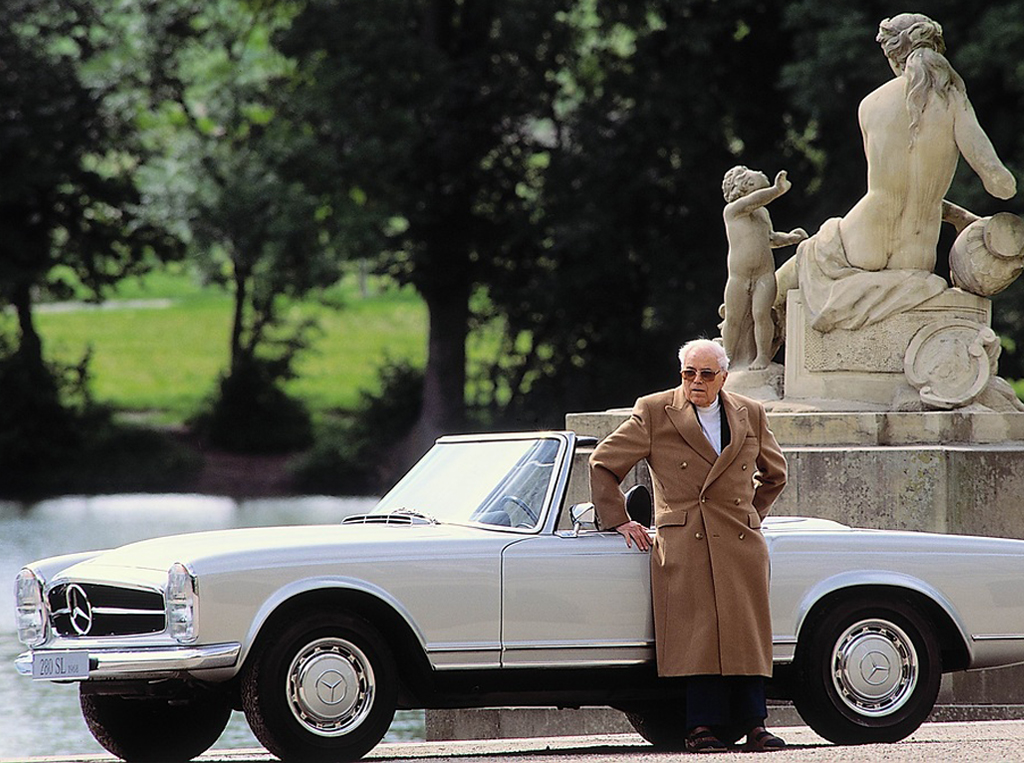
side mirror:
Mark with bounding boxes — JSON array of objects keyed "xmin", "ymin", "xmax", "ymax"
[
  {"xmin": 624, "ymin": 484, "xmax": 653, "ymax": 528},
  {"xmin": 569, "ymin": 502, "xmax": 597, "ymax": 537}
]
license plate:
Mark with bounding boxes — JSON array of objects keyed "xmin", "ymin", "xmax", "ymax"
[{"xmin": 32, "ymin": 651, "xmax": 90, "ymax": 680}]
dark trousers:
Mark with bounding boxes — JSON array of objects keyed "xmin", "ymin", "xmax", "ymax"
[{"xmin": 685, "ymin": 675, "xmax": 767, "ymax": 732}]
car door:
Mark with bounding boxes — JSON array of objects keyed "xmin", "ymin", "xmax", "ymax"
[{"xmin": 500, "ymin": 529, "xmax": 655, "ymax": 667}]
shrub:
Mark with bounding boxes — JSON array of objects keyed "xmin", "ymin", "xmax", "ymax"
[
  {"xmin": 191, "ymin": 356, "xmax": 314, "ymax": 454},
  {"xmin": 0, "ymin": 343, "xmax": 200, "ymax": 498},
  {"xmin": 292, "ymin": 360, "xmax": 423, "ymax": 494}
]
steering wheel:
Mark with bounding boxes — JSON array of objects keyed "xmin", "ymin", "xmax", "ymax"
[{"xmin": 502, "ymin": 495, "xmax": 538, "ymax": 526}]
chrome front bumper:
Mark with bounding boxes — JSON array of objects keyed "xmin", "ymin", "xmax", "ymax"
[{"xmin": 16, "ymin": 642, "xmax": 241, "ymax": 679}]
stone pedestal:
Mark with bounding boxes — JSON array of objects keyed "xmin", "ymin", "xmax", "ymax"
[
  {"xmin": 566, "ymin": 407, "xmax": 1024, "ymax": 537},
  {"xmin": 782, "ymin": 288, "xmax": 1003, "ymax": 411},
  {"xmin": 426, "ymin": 407, "xmax": 1024, "ymax": 740},
  {"xmin": 564, "ymin": 405, "xmax": 1024, "ymax": 712}
]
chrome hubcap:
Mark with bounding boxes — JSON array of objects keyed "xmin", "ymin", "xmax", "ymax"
[
  {"xmin": 287, "ymin": 637, "xmax": 374, "ymax": 736},
  {"xmin": 831, "ymin": 618, "xmax": 918, "ymax": 717}
]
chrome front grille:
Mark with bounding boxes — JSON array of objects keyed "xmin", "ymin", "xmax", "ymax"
[{"xmin": 48, "ymin": 583, "xmax": 165, "ymax": 638}]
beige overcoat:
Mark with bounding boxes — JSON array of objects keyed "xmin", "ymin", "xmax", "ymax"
[{"xmin": 589, "ymin": 387, "xmax": 786, "ymax": 678}]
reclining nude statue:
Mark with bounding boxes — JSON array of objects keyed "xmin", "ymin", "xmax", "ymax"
[{"xmin": 797, "ymin": 12, "xmax": 1017, "ymax": 333}]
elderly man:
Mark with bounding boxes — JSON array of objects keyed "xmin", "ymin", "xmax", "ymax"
[{"xmin": 589, "ymin": 339, "xmax": 787, "ymax": 752}]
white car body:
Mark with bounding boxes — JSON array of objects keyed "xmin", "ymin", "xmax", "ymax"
[{"xmin": 15, "ymin": 431, "xmax": 1024, "ymax": 761}]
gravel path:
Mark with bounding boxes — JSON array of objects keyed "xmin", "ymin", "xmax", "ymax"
[{"xmin": 8, "ymin": 721, "xmax": 1024, "ymax": 763}]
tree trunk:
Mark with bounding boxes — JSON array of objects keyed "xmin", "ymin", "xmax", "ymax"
[
  {"xmin": 402, "ymin": 277, "xmax": 471, "ymax": 463},
  {"xmin": 11, "ymin": 282, "xmax": 47, "ymax": 380},
  {"xmin": 229, "ymin": 266, "xmax": 249, "ymax": 372}
]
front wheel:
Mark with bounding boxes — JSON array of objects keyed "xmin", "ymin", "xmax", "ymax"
[
  {"xmin": 80, "ymin": 687, "xmax": 231, "ymax": 762},
  {"xmin": 242, "ymin": 611, "xmax": 397, "ymax": 762},
  {"xmin": 793, "ymin": 596, "xmax": 941, "ymax": 744}
]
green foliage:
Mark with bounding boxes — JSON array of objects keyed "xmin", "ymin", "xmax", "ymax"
[
  {"xmin": 470, "ymin": 0, "xmax": 804, "ymax": 422},
  {"xmin": 0, "ymin": 337, "xmax": 199, "ymax": 498},
  {"xmin": 0, "ymin": 344, "xmax": 86, "ymax": 488},
  {"xmin": 191, "ymin": 355, "xmax": 314, "ymax": 454},
  {"xmin": 28, "ymin": 424, "xmax": 201, "ymax": 498},
  {"xmin": 0, "ymin": 0, "xmax": 183, "ymax": 483},
  {"xmin": 278, "ymin": 0, "xmax": 575, "ymax": 434},
  {"xmin": 28, "ymin": 272, "xmax": 427, "ymax": 420},
  {"xmin": 0, "ymin": 0, "xmax": 182, "ymax": 325},
  {"xmin": 291, "ymin": 360, "xmax": 424, "ymax": 494},
  {"xmin": 6, "ymin": 0, "xmax": 1024, "ymax": 489},
  {"xmin": 126, "ymin": 0, "xmax": 341, "ymax": 437}
]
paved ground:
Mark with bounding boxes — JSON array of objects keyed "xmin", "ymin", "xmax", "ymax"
[{"xmin": 7, "ymin": 721, "xmax": 1024, "ymax": 763}]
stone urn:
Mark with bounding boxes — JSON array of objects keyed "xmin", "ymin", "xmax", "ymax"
[{"xmin": 949, "ymin": 212, "xmax": 1024, "ymax": 296}]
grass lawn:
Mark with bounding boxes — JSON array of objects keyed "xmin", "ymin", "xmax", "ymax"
[
  {"xmin": 29, "ymin": 268, "xmax": 427, "ymax": 423},
  {"xmin": 21, "ymin": 267, "xmax": 1024, "ymax": 423}
]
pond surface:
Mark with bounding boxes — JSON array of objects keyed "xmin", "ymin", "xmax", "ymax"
[{"xmin": 0, "ymin": 494, "xmax": 426, "ymax": 759}]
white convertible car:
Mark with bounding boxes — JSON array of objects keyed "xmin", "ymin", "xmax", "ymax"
[{"xmin": 14, "ymin": 432, "xmax": 1024, "ymax": 761}]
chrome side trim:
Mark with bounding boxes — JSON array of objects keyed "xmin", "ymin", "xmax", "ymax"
[
  {"xmin": 973, "ymin": 634, "xmax": 1024, "ymax": 641},
  {"xmin": 427, "ymin": 641, "xmax": 502, "ymax": 652},
  {"xmin": 500, "ymin": 657, "xmax": 651, "ymax": 668},
  {"xmin": 773, "ymin": 636, "xmax": 798, "ymax": 664},
  {"xmin": 17, "ymin": 643, "xmax": 240, "ymax": 679},
  {"xmin": 426, "ymin": 642, "xmax": 502, "ymax": 670},
  {"xmin": 502, "ymin": 640, "xmax": 653, "ymax": 650}
]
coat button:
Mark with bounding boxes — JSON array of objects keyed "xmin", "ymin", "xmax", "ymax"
[
  {"xmin": 695, "ymin": 532, "xmax": 704, "ymax": 540},
  {"xmin": 701, "ymin": 497, "xmax": 707, "ymax": 503},
  {"xmin": 742, "ymin": 464, "xmax": 748, "ymax": 470},
  {"xmin": 734, "ymin": 498, "xmax": 741, "ymax": 505},
  {"xmin": 739, "ymin": 532, "xmax": 746, "ymax": 540},
  {"xmin": 680, "ymin": 461, "xmax": 687, "ymax": 468}
]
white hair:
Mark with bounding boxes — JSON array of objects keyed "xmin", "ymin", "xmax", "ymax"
[{"xmin": 679, "ymin": 339, "xmax": 730, "ymax": 371}]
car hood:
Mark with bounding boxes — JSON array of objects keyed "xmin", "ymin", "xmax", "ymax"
[{"xmin": 57, "ymin": 522, "xmax": 515, "ymax": 579}]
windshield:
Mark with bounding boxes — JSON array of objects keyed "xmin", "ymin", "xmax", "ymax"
[{"xmin": 371, "ymin": 437, "xmax": 563, "ymax": 530}]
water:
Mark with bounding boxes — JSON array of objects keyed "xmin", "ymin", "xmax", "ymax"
[{"xmin": 0, "ymin": 495, "xmax": 426, "ymax": 759}]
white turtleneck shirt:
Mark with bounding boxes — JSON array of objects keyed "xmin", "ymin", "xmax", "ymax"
[{"xmin": 695, "ymin": 396, "xmax": 723, "ymax": 455}]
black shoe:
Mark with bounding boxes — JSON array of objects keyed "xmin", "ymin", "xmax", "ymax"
[
  {"xmin": 743, "ymin": 727, "xmax": 786, "ymax": 752},
  {"xmin": 686, "ymin": 726, "xmax": 729, "ymax": 753}
]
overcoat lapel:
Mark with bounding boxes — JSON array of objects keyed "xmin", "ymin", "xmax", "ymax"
[
  {"xmin": 665, "ymin": 386, "xmax": 718, "ymax": 466},
  {"xmin": 704, "ymin": 392, "xmax": 748, "ymax": 488}
]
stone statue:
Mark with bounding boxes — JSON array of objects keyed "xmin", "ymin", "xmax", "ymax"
[
  {"xmin": 720, "ymin": 167, "xmax": 807, "ymax": 371},
  {"xmin": 797, "ymin": 12, "xmax": 1017, "ymax": 333}
]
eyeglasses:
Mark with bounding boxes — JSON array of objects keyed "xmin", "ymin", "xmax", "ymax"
[{"xmin": 682, "ymin": 368, "xmax": 721, "ymax": 382}]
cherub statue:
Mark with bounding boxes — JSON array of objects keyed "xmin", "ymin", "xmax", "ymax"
[{"xmin": 720, "ymin": 166, "xmax": 807, "ymax": 371}]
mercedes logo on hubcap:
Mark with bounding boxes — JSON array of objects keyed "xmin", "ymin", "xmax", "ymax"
[
  {"xmin": 66, "ymin": 584, "xmax": 93, "ymax": 636},
  {"xmin": 860, "ymin": 650, "xmax": 892, "ymax": 685},
  {"xmin": 315, "ymin": 670, "xmax": 348, "ymax": 705}
]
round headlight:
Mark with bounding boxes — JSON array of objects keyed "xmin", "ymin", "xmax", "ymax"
[
  {"xmin": 167, "ymin": 562, "xmax": 198, "ymax": 643},
  {"xmin": 15, "ymin": 568, "xmax": 47, "ymax": 647}
]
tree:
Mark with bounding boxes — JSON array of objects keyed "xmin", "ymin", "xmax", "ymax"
[
  {"xmin": 0, "ymin": 0, "xmax": 180, "ymax": 478},
  {"xmin": 491, "ymin": 0, "xmax": 1024, "ymax": 423},
  {"xmin": 133, "ymin": 0, "xmax": 339, "ymax": 451},
  {"xmin": 0, "ymin": 0, "xmax": 180, "ymax": 376},
  {"xmin": 476, "ymin": 0, "xmax": 803, "ymax": 422},
  {"xmin": 277, "ymin": 0, "xmax": 574, "ymax": 453}
]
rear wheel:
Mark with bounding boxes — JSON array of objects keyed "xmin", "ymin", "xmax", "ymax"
[
  {"xmin": 242, "ymin": 611, "xmax": 397, "ymax": 762},
  {"xmin": 619, "ymin": 700, "xmax": 746, "ymax": 749},
  {"xmin": 80, "ymin": 687, "xmax": 231, "ymax": 762},
  {"xmin": 621, "ymin": 699, "xmax": 688, "ymax": 750},
  {"xmin": 793, "ymin": 596, "xmax": 941, "ymax": 744}
]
